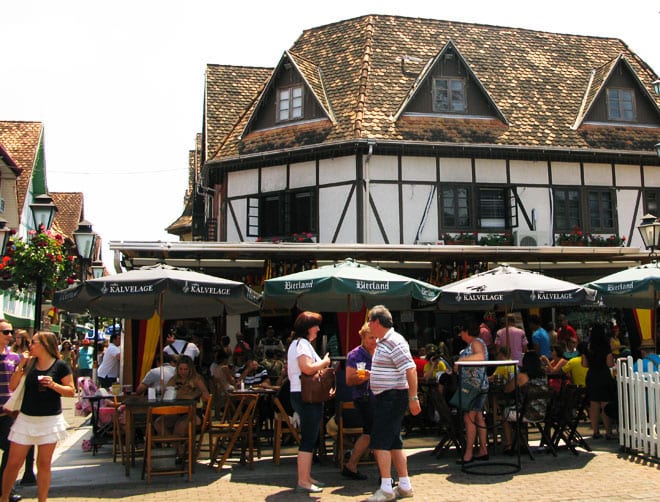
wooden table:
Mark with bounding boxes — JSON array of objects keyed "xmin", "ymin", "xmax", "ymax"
[{"xmin": 122, "ymin": 396, "xmax": 197, "ymax": 476}]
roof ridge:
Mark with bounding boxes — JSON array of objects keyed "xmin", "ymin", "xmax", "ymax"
[{"xmin": 353, "ymin": 15, "xmax": 376, "ymax": 138}]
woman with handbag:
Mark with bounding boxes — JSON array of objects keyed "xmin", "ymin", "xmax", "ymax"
[
  {"xmin": 1, "ymin": 331, "xmax": 75, "ymax": 502},
  {"xmin": 453, "ymin": 319, "xmax": 489, "ymax": 465},
  {"xmin": 286, "ymin": 311, "xmax": 331, "ymax": 494}
]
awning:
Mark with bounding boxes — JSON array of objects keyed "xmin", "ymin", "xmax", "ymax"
[{"xmin": 3, "ymin": 312, "xmax": 33, "ymax": 329}]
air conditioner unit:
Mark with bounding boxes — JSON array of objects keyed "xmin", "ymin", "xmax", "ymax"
[
  {"xmin": 0, "ymin": 197, "xmax": 5, "ymax": 214},
  {"xmin": 513, "ymin": 230, "xmax": 550, "ymax": 246}
]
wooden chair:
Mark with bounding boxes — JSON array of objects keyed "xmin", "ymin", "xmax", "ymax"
[
  {"xmin": 209, "ymin": 393, "xmax": 259, "ymax": 471},
  {"xmin": 272, "ymin": 396, "xmax": 300, "ymax": 464},
  {"xmin": 510, "ymin": 384, "xmax": 557, "ymax": 460},
  {"xmin": 338, "ymin": 401, "xmax": 373, "ymax": 470},
  {"xmin": 110, "ymin": 397, "xmax": 126, "ymax": 464},
  {"xmin": 194, "ymin": 394, "xmax": 214, "ymax": 461},
  {"xmin": 143, "ymin": 404, "xmax": 195, "ymax": 483}
]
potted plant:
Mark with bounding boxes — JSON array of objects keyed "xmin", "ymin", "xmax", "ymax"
[
  {"xmin": 556, "ymin": 226, "xmax": 589, "ymax": 246},
  {"xmin": 589, "ymin": 234, "xmax": 626, "ymax": 247},
  {"xmin": 441, "ymin": 231, "xmax": 478, "ymax": 245},
  {"xmin": 478, "ymin": 232, "xmax": 513, "ymax": 246}
]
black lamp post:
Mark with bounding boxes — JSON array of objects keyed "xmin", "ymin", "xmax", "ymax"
[
  {"xmin": 0, "ymin": 217, "xmax": 11, "ymax": 256},
  {"xmin": 91, "ymin": 260, "xmax": 105, "ymax": 279},
  {"xmin": 29, "ymin": 194, "xmax": 58, "ymax": 331},
  {"xmin": 73, "ymin": 220, "xmax": 97, "ymax": 283}
]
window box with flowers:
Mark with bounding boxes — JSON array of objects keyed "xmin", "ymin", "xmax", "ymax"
[
  {"xmin": 589, "ymin": 234, "xmax": 626, "ymax": 247},
  {"xmin": 478, "ymin": 232, "xmax": 513, "ymax": 246},
  {"xmin": 440, "ymin": 231, "xmax": 478, "ymax": 245},
  {"xmin": 256, "ymin": 232, "xmax": 316, "ymax": 243},
  {"xmin": 556, "ymin": 226, "xmax": 589, "ymax": 246}
]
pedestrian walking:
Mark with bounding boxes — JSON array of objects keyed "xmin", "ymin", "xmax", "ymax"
[{"xmin": 366, "ymin": 305, "xmax": 420, "ymax": 501}]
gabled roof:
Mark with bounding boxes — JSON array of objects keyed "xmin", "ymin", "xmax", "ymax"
[
  {"xmin": 0, "ymin": 144, "xmax": 21, "ymax": 175},
  {"xmin": 393, "ymin": 40, "xmax": 508, "ymax": 124},
  {"xmin": 50, "ymin": 192, "xmax": 83, "ymax": 242},
  {"xmin": 206, "ymin": 15, "xmax": 660, "ymax": 164},
  {"xmin": 574, "ymin": 54, "xmax": 660, "ymax": 129},
  {"xmin": 241, "ymin": 51, "xmax": 336, "ymax": 139},
  {"xmin": 205, "ymin": 65, "xmax": 272, "ymax": 161},
  {"xmin": 0, "ymin": 121, "xmax": 43, "ymax": 211}
]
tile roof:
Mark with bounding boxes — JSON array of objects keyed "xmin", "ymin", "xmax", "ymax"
[
  {"xmin": 50, "ymin": 192, "xmax": 83, "ymax": 242},
  {"xmin": 207, "ymin": 14, "xmax": 660, "ymax": 163},
  {"xmin": 205, "ymin": 65, "xmax": 272, "ymax": 161},
  {"xmin": 0, "ymin": 121, "xmax": 43, "ymax": 212}
]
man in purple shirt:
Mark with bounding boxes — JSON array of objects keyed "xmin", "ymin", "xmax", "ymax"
[{"xmin": 0, "ymin": 319, "xmax": 22, "ymax": 502}]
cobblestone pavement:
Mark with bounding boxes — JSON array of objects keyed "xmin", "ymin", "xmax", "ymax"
[{"xmin": 12, "ymin": 397, "xmax": 660, "ymax": 501}]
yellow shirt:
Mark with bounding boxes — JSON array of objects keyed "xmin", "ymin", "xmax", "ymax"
[
  {"xmin": 423, "ymin": 359, "xmax": 447, "ymax": 380},
  {"xmin": 492, "ymin": 364, "xmax": 516, "ymax": 381},
  {"xmin": 562, "ymin": 355, "xmax": 588, "ymax": 387}
]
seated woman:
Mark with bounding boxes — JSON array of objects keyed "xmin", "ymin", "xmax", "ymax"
[
  {"xmin": 488, "ymin": 346, "xmax": 516, "ymax": 384},
  {"xmin": 541, "ymin": 345, "xmax": 568, "ymax": 393},
  {"xmin": 501, "ymin": 351, "xmax": 549, "ymax": 454},
  {"xmin": 162, "ymin": 355, "xmax": 210, "ymax": 462}
]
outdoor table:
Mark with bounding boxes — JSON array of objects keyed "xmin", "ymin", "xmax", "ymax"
[
  {"xmin": 122, "ymin": 395, "xmax": 197, "ymax": 476},
  {"xmin": 456, "ymin": 359, "xmax": 521, "ymax": 475}
]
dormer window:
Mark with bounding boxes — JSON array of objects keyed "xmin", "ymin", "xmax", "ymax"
[
  {"xmin": 432, "ymin": 77, "xmax": 466, "ymax": 113},
  {"xmin": 607, "ymin": 87, "xmax": 635, "ymax": 121},
  {"xmin": 278, "ymin": 85, "xmax": 304, "ymax": 122}
]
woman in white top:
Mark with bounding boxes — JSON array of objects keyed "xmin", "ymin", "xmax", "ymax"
[{"xmin": 287, "ymin": 311, "xmax": 331, "ymax": 494}]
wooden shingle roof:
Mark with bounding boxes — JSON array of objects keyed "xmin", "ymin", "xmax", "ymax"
[
  {"xmin": 50, "ymin": 192, "xmax": 83, "ymax": 242},
  {"xmin": 208, "ymin": 14, "xmax": 660, "ymax": 163},
  {"xmin": 0, "ymin": 121, "xmax": 43, "ymax": 212}
]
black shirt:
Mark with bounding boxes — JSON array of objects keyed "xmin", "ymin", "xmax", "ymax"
[{"xmin": 22, "ymin": 359, "xmax": 71, "ymax": 416}]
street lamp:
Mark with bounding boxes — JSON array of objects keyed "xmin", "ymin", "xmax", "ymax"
[
  {"xmin": 91, "ymin": 260, "xmax": 105, "ymax": 279},
  {"xmin": 637, "ymin": 214, "xmax": 660, "ymax": 257},
  {"xmin": 73, "ymin": 220, "xmax": 97, "ymax": 283},
  {"xmin": 0, "ymin": 217, "xmax": 11, "ymax": 256},
  {"xmin": 29, "ymin": 194, "xmax": 58, "ymax": 331}
]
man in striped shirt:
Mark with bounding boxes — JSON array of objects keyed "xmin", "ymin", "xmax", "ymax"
[{"xmin": 366, "ymin": 306, "xmax": 420, "ymax": 502}]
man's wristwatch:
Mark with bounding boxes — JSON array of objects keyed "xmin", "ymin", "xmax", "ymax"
[{"xmin": 409, "ymin": 396, "xmax": 419, "ymax": 401}]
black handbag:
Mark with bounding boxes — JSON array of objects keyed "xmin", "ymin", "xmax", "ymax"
[{"xmin": 300, "ymin": 367, "xmax": 336, "ymax": 403}]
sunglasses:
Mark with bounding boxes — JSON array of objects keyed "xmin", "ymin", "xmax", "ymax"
[{"xmin": 1, "ymin": 330, "xmax": 14, "ymax": 336}]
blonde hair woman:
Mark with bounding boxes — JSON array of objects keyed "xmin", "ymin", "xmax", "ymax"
[{"xmin": 1, "ymin": 331, "xmax": 75, "ymax": 502}]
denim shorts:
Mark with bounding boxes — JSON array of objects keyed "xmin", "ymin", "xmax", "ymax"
[
  {"xmin": 370, "ymin": 389, "xmax": 408, "ymax": 450},
  {"xmin": 353, "ymin": 396, "xmax": 375, "ymax": 435},
  {"xmin": 289, "ymin": 391, "xmax": 323, "ymax": 452}
]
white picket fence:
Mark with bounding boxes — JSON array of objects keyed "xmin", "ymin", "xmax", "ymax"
[{"xmin": 616, "ymin": 356, "xmax": 660, "ymax": 459}]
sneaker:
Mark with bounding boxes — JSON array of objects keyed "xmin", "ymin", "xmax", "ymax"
[
  {"xmin": 341, "ymin": 467, "xmax": 367, "ymax": 480},
  {"xmin": 394, "ymin": 486, "xmax": 414, "ymax": 498},
  {"xmin": 366, "ymin": 488, "xmax": 395, "ymax": 502}
]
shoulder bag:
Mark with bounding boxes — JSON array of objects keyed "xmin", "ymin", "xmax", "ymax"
[
  {"xmin": 3, "ymin": 359, "xmax": 36, "ymax": 413},
  {"xmin": 300, "ymin": 367, "xmax": 336, "ymax": 403}
]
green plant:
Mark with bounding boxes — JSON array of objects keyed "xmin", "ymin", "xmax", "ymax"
[
  {"xmin": 256, "ymin": 232, "xmax": 315, "ymax": 243},
  {"xmin": 589, "ymin": 233, "xmax": 626, "ymax": 247},
  {"xmin": 478, "ymin": 232, "xmax": 513, "ymax": 245},
  {"xmin": 441, "ymin": 231, "xmax": 478, "ymax": 243},
  {"xmin": 0, "ymin": 228, "xmax": 78, "ymax": 299},
  {"xmin": 556, "ymin": 226, "xmax": 588, "ymax": 244}
]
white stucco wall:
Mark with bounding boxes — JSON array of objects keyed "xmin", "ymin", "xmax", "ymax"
[
  {"xmin": 510, "ymin": 160, "xmax": 549, "ymax": 185},
  {"xmin": 319, "ymin": 157, "xmax": 354, "ymax": 184},
  {"xmin": 616, "ymin": 188, "xmax": 641, "ymax": 245},
  {"xmin": 439, "ymin": 157, "xmax": 472, "ymax": 182},
  {"xmin": 401, "ymin": 156, "xmax": 436, "ymax": 181},
  {"xmin": 643, "ymin": 165, "xmax": 660, "ymax": 186},
  {"xmin": 226, "ymin": 197, "xmax": 246, "ymax": 241},
  {"xmin": 583, "ymin": 163, "xmax": 613, "ymax": 186},
  {"xmin": 614, "ymin": 163, "xmax": 641, "ymax": 187},
  {"xmin": 369, "ymin": 155, "xmax": 398, "ymax": 180},
  {"xmin": 551, "ymin": 162, "xmax": 581, "ymax": 185},
  {"xmin": 261, "ymin": 165, "xmax": 287, "ymax": 192},
  {"xmin": 227, "ymin": 170, "xmax": 259, "ymax": 197},
  {"xmin": 319, "ymin": 184, "xmax": 355, "ymax": 243},
  {"xmin": 369, "ymin": 183, "xmax": 399, "ymax": 244},
  {"xmin": 289, "ymin": 161, "xmax": 317, "ymax": 188},
  {"xmin": 475, "ymin": 158, "xmax": 506, "ymax": 183},
  {"xmin": 514, "ymin": 186, "xmax": 552, "ymax": 234},
  {"xmin": 402, "ymin": 184, "xmax": 438, "ymax": 243}
]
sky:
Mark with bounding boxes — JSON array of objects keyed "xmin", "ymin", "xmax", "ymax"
[{"xmin": 2, "ymin": 1, "xmax": 659, "ymax": 272}]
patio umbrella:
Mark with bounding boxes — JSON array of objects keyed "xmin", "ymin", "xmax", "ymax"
[
  {"xmin": 53, "ymin": 263, "xmax": 262, "ymax": 319},
  {"xmin": 584, "ymin": 261, "xmax": 660, "ymax": 309},
  {"xmin": 437, "ymin": 264, "xmax": 597, "ymax": 353},
  {"xmin": 263, "ymin": 258, "xmax": 442, "ymax": 353},
  {"xmin": 54, "ymin": 264, "xmax": 262, "ymax": 387}
]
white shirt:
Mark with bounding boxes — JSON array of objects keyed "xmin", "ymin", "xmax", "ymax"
[
  {"xmin": 163, "ymin": 339, "xmax": 200, "ymax": 360},
  {"xmin": 141, "ymin": 365, "xmax": 176, "ymax": 388},
  {"xmin": 97, "ymin": 343, "xmax": 120, "ymax": 379},
  {"xmin": 287, "ymin": 338, "xmax": 320, "ymax": 393}
]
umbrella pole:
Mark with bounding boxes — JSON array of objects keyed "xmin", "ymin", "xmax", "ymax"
[
  {"xmin": 345, "ymin": 295, "xmax": 350, "ymax": 356},
  {"xmin": 505, "ymin": 305, "xmax": 511, "ymax": 357},
  {"xmin": 158, "ymin": 292, "xmax": 165, "ymax": 399}
]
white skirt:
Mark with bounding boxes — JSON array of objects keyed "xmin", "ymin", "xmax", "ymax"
[{"xmin": 9, "ymin": 413, "xmax": 69, "ymax": 446}]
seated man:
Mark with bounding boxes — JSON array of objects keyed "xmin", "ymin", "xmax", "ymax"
[
  {"xmin": 136, "ymin": 353, "xmax": 177, "ymax": 395},
  {"xmin": 234, "ymin": 352, "xmax": 272, "ymax": 388}
]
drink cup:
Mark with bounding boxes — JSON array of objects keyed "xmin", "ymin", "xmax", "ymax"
[
  {"xmin": 111, "ymin": 383, "xmax": 121, "ymax": 396},
  {"xmin": 37, "ymin": 375, "xmax": 47, "ymax": 391},
  {"xmin": 357, "ymin": 362, "xmax": 367, "ymax": 379}
]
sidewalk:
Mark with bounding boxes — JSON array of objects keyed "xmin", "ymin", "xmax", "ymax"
[{"xmin": 13, "ymin": 397, "xmax": 660, "ymax": 501}]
